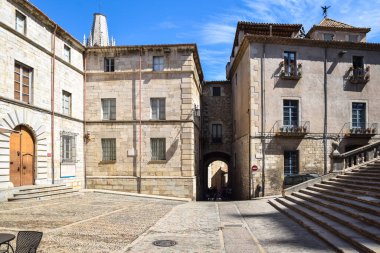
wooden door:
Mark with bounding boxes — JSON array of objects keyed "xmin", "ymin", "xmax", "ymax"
[{"xmin": 9, "ymin": 126, "xmax": 34, "ymax": 186}]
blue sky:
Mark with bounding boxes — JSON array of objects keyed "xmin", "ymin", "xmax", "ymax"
[{"xmin": 30, "ymin": 0, "xmax": 380, "ymax": 80}]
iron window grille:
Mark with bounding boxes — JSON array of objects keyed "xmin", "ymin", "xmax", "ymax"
[
  {"xmin": 151, "ymin": 138, "xmax": 166, "ymax": 160},
  {"xmin": 352, "ymin": 102, "xmax": 366, "ymax": 129},
  {"xmin": 284, "ymin": 151, "xmax": 299, "ymax": 175},
  {"xmin": 283, "ymin": 100, "xmax": 299, "ymax": 127},
  {"xmin": 212, "ymin": 124, "xmax": 222, "ymax": 143},
  {"xmin": 101, "ymin": 138, "xmax": 116, "ymax": 161}
]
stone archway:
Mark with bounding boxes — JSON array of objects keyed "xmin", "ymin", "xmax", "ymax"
[
  {"xmin": 0, "ymin": 108, "xmax": 48, "ymax": 188},
  {"xmin": 199, "ymin": 152, "xmax": 231, "ymax": 200}
]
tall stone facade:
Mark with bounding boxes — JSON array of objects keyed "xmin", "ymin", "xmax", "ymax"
[
  {"xmin": 84, "ymin": 45, "xmax": 203, "ymax": 199},
  {"xmin": 0, "ymin": 0, "xmax": 85, "ymax": 189},
  {"xmin": 227, "ymin": 20, "xmax": 380, "ymax": 199}
]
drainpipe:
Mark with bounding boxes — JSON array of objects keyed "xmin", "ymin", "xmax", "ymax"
[
  {"xmin": 138, "ymin": 48, "xmax": 142, "ymax": 193},
  {"xmin": 261, "ymin": 43, "xmax": 266, "ymax": 197},
  {"xmin": 51, "ymin": 25, "xmax": 58, "ymax": 185},
  {"xmin": 323, "ymin": 47, "xmax": 328, "ymax": 174},
  {"xmin": 83, "ymin": 51, "xmax": 87, "ymax": 189}
]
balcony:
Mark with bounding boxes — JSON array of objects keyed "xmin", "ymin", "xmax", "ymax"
[
  {"xmin": 279, "ymin": 62, "xmax": 302, "ymax": 80},
  {"xmin": 349, "ymin": 66, "xmax": 370, "ymax": 84},
  {"xmin": 272, "ymin": 121, "xmax": 310, "ymax": 137},
  {"xmin": 339, "ymin": 122, "xmax": 377, "ymax": 138}
]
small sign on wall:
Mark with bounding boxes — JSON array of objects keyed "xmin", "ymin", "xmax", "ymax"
[
  {"xmin": 47, "ymin": 153, "xmax": 52, "ymax": 157},
  {"xmin": 60, "ymin": 164, "xmax": 76, "ymax": 178},
  {"xmin": 127, "ymin": 148, "xmax": 136, "ymax": 157}
]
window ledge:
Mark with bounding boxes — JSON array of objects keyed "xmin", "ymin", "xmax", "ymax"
[
  {"xmin": 61, "ymin": 162, "xmax": 76, "ymax": 165},
  {"xmin": 99, "ymin": 160, "xmax": 117, "ymax": 165},
  {"xmin": 148, "ymin": 160, "xmax": 167, "ymax": 164}
]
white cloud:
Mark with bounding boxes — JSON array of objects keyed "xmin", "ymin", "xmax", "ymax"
[
  {"xmin": 157, "ymin": 21, "xmax": 178, "ymax": 30},
  {"xmin": 201, "ymin": 23, "xmax": 236, "ymax": 45}
]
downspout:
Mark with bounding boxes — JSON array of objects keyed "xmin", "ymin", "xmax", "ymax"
[
  {"xmin": 248, "ymin": 54, "xmax": 252, "ymax": 199},
  {"xmin": 51, "ymin": 25, "xmax": 58, "ymax": 184},
  {"xmin": 323, "ymin": 47, "xmax": 328, "ymax": 174},
  {"xmin": 261, "ymin": 43, "xmax": 266, "ymax": 197},
  {"xmin": 138, "ymin": 48, "xmax": 142, "ymax": 193},
  {"xmin": 83, "ymin": 51, "xmax": 87, "ymax": 189}
]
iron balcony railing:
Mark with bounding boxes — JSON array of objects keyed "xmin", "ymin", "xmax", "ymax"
[
  {"xmin": 270, "ymin": 120, "xmax": 310, "ymax": 136},
  {"xmin": 338, "ymin": 122, "xmax": 377, "ymax": 138},
  {"xmin": 349, "ymin": 66, "xmax": 370, "ymax": 84},
  {"xmin": 279, "ymin": 62, "xmax": 302, "ymax": 80}
]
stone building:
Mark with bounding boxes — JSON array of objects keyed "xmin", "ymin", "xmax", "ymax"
[
  {"xmin": 227, "ymin": 19, "xmax": 380, "ymax": 199},
  {"xmin": 84, "ymin": 44, "xmax": 203, "ymax": 199},
  {"xmin": 0, "ymin": 0, "xmax": 85, "ymax": 189}
]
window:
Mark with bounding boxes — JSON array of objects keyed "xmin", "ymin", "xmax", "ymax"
[
  {"xmin": 151, "ymin": 138, "xmax": 166, "ymax": 160},
  {"xmin": 235, "ymin": 73, "xmax": 238, "ymax": 86},
  {"xmin": 14, "ymin": 62, "xmax": 32, "ymax": 104},
  {"xmin": 283, "ymin": 100, "xmax": 299, "ymax": 127},
  {"xmin": 352, "ymin": 56, "xmax": 365, "ymax": 76},
  {"xmin": 61, "ymin": 134, "xmax": 76, "ymax": 163},
  {"xmin": 63, "ymin": 45, "xmax": 71, "ymax": 62},
  {"xmin": 212, "ymin": 124, "xmax": 222, "ymax": 143},
  {"xmin": 104, "ymin": 58, "xmax": 115, "ymax": 72},
  {"xmin": 153, "ymin": 56, "xmax": 164, "ymax": 71},
  {"xmin": 62, "ymin": 91, "xmax": 71, "ymax": 116},
  {"xmin": 212, "ymin": 87, "xmax": 221, "ymax": 96},
  {"xmin": 283, "ymin": 51, "xmax": 296, "ymax": 76},
  {"xmin": 15, "ymin": 11, "xmax": 26, "ymax": 34},
  {"xmin": 150, "ymin": 98, "xmax": 166, "ymax": 120},
  {"xmin": 284, "ymin": 151, "xmax": 299, "ymax": 175},
  {"xmin": 323, "ymin": 33, "xmax": 334, "ymax": 41},
  {"xmin": 349, "ymin": 35, "xmax": 359, "ymax": 42},
  {"xmin": 101, "ymin": 138, "xmax": 116, "ymax": 161},
  {"xmin": 352, "ymin": 103, "xmax": 366, "ymax": 129},
  {"xmin": 101, "ymin": 98, "xmax": 116, "ymax": 120}
]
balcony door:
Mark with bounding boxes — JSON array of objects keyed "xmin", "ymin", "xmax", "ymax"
[{"xmin": 283, "ymin": 100, "xmax": 299, "ymax": 127}]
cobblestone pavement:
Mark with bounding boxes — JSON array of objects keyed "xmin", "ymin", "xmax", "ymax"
[
  {"xmin": 0, "ymin": 194, "xmax": 334, "ymax": 253},
  {"xmin": 0, "ymin": 192, "xmax": 180, "ymax": 253}
]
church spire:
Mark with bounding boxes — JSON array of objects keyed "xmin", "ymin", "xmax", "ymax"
[{"xmin": 87, "ymin": 13, "xmax": 115, "ymax": 47}]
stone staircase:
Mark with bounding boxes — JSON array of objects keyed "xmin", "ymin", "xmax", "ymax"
[
  {"xmin": 269, "ymin": 161, "xmax": 380, "ymax": 253},
  {"xmin": 8, "ymin": 184, "xmax": 79, "ymax": 201}
]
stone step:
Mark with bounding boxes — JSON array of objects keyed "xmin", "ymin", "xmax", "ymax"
[
  {"xmin": 301, "ymin": 188, "xmax": 380, "ymax": 216},
  {"xmin": 362, "ymin": 166, "xmax": 380, "ymax": 170},
  {"xmin": 345, "ymin": 171, "xmax": 380, "ymax": 178},
  {"xmin": 274, "ymin": 198, "xmax": 380, "ymax": 253},
  {"xmin": 330, "ymin": 178, "xmax": 380, "ymax": 187},
  {"xmin": 8, "ymin": 188, "xmax": 78, "ymax": 201},
  {"xmin": 313, "ymin": 183, "xmax": 380, "ymax": 202},
  {"xmin": 14, "ymin": 185, "xmax": 71, "ymax": 195},
  {"xmin": 322, "ymin": 181, "xmax": 380, "ymax": 193},
  {"xmin": 292, "ymin": 192, "xmax": 380, "ymax": 229},
  {"xmin": 16, "ymin": 184, "xmax": 67, "ymax": 192},
  {"xmin": 268, "ymin": 199, "xmax": 357, "ymax": 253},
  {"xmin": 284, "ymin": 195, "xmax": 380, "ymax": 243},
  {"xmin": 338, "ymin": 175, "xmax": 380, "ymax": 182},
  {"xmin": 350, "ymin": 169, "xmax": 380, "ymax": 175}
]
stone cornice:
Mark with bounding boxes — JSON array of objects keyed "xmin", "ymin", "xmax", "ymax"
[
  {"xmin": 11, "ymin": 0, "xmax": 85, "ymax": 51},
  {"xmin": 0, "ymin": 21, "xmax": 84, "ymax": 75},
  {"xmin": 0, "ymin": 96, "xmax": 84, "ymax": 123},
  {"xmin": 228, "ymin": 34, "xmax": 380, "ymax": 79},
  {"xmin": 86, "ymin": 44, "xmax": 204, "ymax": 83}
]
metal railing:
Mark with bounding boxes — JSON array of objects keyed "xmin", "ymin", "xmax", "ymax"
[
  {"xmin": 279, "ymin": 62, "xmax": 302, "ymax": 79},
  {"xmin": 331, "ymin": 141, "xmax": 380, "ymax": 171},
  {"xmin": 349, "ymin": 66, "xmax": 370, "ymax": 84},
  {"xmin": 269, "ymin": 120, "xmax": 310, "ymax": 136},
  {"xmin": 338, "ymin": 122, "xmax": 377, "ymax": 139}
]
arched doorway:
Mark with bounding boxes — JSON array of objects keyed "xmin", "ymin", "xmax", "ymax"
[
  {"xmin": 200, "ymin": 152, "xmax": 231, "ymax": 200},
  {"xmin": 10, "ymin": 125, "xmax": 35, "ymax": 186}
]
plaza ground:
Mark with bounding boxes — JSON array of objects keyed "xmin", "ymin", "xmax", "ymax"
[{"xmin": 0, "ymin": 192, "xmax": 333, "ymax": 252}]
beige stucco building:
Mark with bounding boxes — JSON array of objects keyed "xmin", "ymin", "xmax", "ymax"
[
  {"xmin": 0, "ymin": 0, "xmax": 85, "ymax": 190},
  {"xmin": 227, "ymin": 19, "xmax": 380, "ymax": 199}
]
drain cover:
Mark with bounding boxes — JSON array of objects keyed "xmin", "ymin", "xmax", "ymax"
[{"xmin": 152, "ymin": 240, "xmax": 177, "ymax": 247}]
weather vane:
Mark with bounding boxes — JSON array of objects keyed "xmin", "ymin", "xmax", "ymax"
[{"xmin": 321, "ymin": 6, "xmax": 331, "ymax": 18}]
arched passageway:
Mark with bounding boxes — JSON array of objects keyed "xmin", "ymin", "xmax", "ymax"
[{"xmin": 199, "ymin": 152, "xmax": 231, "ymax": 200}]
